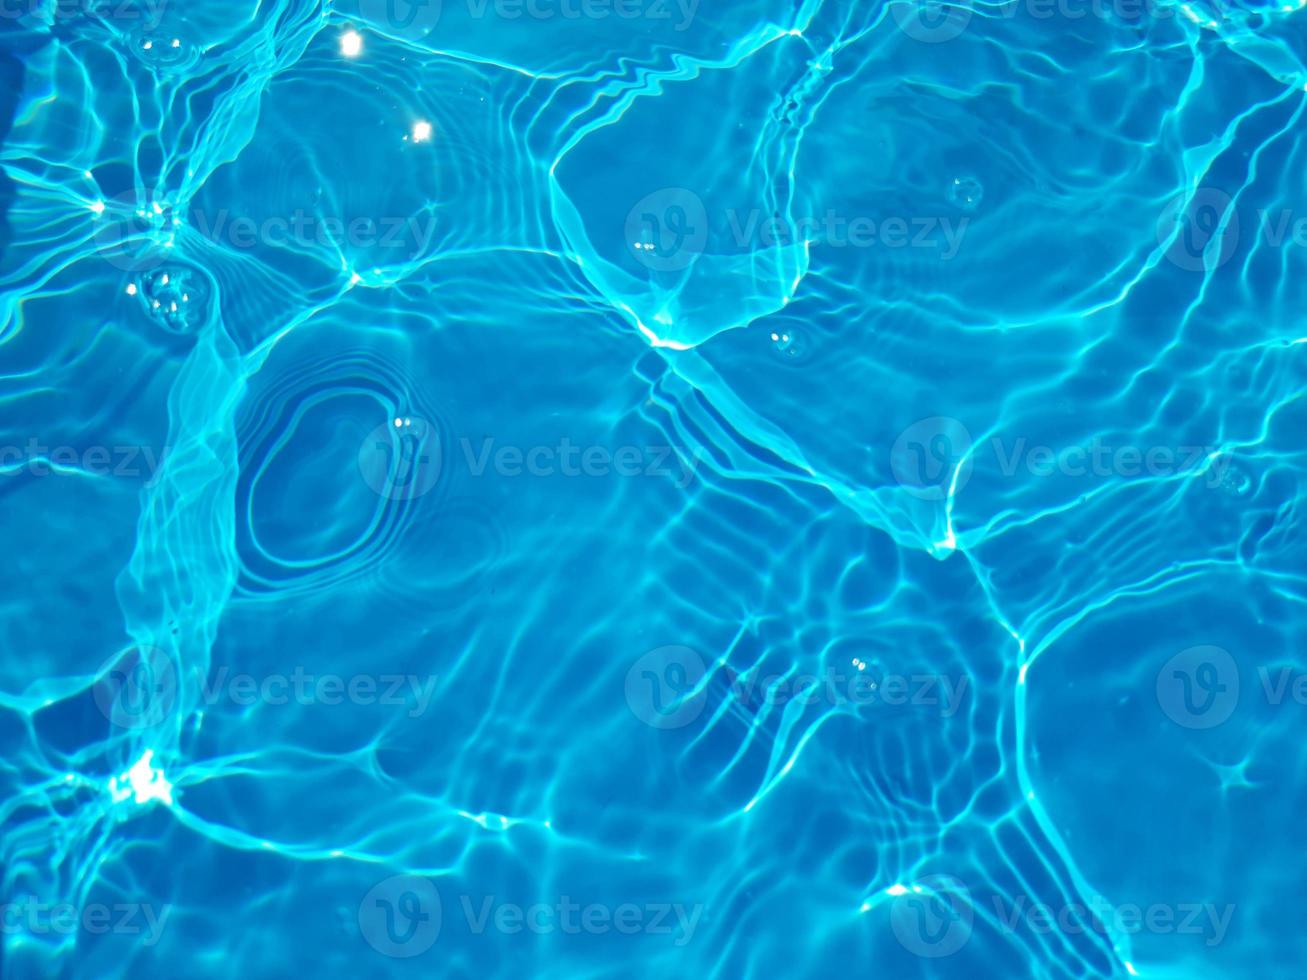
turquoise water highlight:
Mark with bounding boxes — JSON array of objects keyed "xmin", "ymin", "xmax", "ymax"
[{"xmin": 2, "ymin": 0, "xmax": 1307, "ymax": 976}]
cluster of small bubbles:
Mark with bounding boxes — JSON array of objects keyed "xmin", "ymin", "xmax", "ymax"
[
  {"xmin": 769, "ymin": 328, "xmax": 809, "ymax": 362},
  {"xmin": 947, "ymin": 175, "xmax": 984, "ymax": 211},
  {"xmin": 92, "ymin": 191, "xmax": 183, "ymax": 271},
  {"xmin": 1215, "ymin": 456, "xmax": 1254, "ymax": 497},
  {"xmin": 130, "ymin": 264, "xmax": 213, "ymax": 333},
  {"xmin": 131, "ymin": 30, "xmax": 196, "ymax": 71},
  {"xmin": 138, "ymin": 197, "xmax": 180, "ymax": 236}
]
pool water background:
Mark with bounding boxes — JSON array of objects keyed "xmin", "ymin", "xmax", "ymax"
[{"xmin": 1, "ymin": 0, "xmax": 1307, "ymax": 976}]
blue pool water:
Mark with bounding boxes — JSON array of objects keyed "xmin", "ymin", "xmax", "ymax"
[{"xmin": 2, "ymin": 0, "xmax": 1307, "ymax": 976}]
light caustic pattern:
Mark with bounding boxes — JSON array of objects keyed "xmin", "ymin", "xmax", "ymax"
[{"xmin": 0, "ymin": 0, "xmax": 1306, "ymax": 977}]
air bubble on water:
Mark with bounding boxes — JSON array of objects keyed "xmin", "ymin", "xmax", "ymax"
[
  {"xmin": 131, "ymin": 29, "xmax": 196, "ymax": 71},
  {"xmin": 1215, "ymin": 457, "xmax": 1254, "ymax": 497},
  {"xmin": 948, "ymin": 176, "xmax": 984, "ymax": 211},
  {"xmin": 770, "ymin": 328, "xmax": 809, "ymax": 362},
  {"xmin": 132, "ymin": 263, "xmax": 214, "ymax": 334}
]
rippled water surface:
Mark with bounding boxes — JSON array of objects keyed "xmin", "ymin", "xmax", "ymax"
[{"xmin": 2, "ymin": 0, "xmax": 1307, "ymax": 976}]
